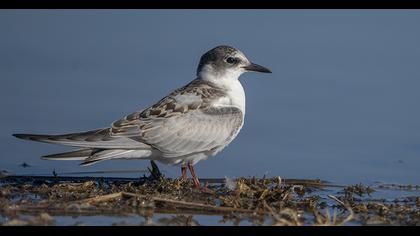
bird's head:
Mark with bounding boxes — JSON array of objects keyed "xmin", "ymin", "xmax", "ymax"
[{"xmin": 196, "ymin": 45, "xmax": 271, "ymax": 81}]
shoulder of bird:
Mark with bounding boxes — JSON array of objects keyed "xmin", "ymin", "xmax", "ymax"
[
  {"xmin": 111, "ymin": 79, "xmax": 228, "ymax": 134},
  {"xmin": 142, "ymin": 79, "xmax": 227, "ymax": 118}
]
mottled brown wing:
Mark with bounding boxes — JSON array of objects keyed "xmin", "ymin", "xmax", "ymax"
[{"xmin": 110, "ymin": 79, "xmax": 244, "ymax": 157}]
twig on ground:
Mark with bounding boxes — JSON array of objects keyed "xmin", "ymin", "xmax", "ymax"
[
  {"xmin": 122, "ymin": 192, "xmax": 259, "ymax": 214},
  {"xmin": 78, "ymin": 192, "xmax": 123, "ymax": 204},
  {"xmin": 326, "ymin": 195, "xmax": 354, "ymax": 225},
  {"xmin": 263, "ymin": 201, "xmax": 302, "ymax": 226}
]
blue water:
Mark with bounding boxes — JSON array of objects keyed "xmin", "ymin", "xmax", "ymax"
[{"xmin": 1, "ymin": 10, "xmax": 420, "ymax": 185}]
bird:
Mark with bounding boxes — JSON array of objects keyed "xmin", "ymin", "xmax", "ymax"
[{"xmin": 13, "ymin": 45, "xmax": 272, "ymax": 190}]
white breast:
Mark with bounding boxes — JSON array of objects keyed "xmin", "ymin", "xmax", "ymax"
[
  {"xmin": 210, "ymin": 78, "xmax": 246, "ymax": 114},
  {"xmin": 199, "ymin": 65, "xmax": 246, "ymax": 114}
]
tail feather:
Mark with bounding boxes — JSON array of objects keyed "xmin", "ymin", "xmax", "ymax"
[
  {"xmin": 13, "ymin": 128, "xmax": 151, "ymax": 149},
  {"xmin": 13, "ymin": 129, "xmax": 154, "ymax": 166},
  {"xmin": 41, "ymin": 148, "xmax": 102, "ymax": 161},
  {"xmin": 80, "ymin": 149, "xmax": 137, "ymax": 166},
  {"xmin": 40, "ymin": 148, "xmax": 153, "ymax": 166}
]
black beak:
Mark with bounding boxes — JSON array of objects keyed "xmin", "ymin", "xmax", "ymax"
[{"xmin": 243, "ymin": 63, "xmax": 272, "ymax": 73}]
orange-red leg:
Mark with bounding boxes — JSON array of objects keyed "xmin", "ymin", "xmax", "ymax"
[
  {"xmin": 181, "ymin": 165, "xmax": 187, "ymax": 181},
  {"xmin": 187, "ymin": 163, "xmax": 201, "ymax": 188}
]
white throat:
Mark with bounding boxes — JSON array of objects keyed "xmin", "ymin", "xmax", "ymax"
[{"xmin": 198, "ymin": 65, "xmax": 246, "ymax": 113}]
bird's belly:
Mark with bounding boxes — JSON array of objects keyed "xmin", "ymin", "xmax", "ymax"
[{"xmin": 154, "ymin": 116, "xmax": 244, "ymax": 166}]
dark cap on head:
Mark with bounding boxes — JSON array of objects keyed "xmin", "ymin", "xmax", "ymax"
[
  {"xmin": 196, "ymin": 45, "xmax": 238, "ymax": 75},
  {"xmin": 196, "ymin": 45, "xmax": 271, "ymax": 76}
]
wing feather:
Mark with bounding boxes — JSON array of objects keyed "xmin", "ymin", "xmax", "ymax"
[{"xmin": 110, "ymin": 79, "xmax": 244, "ymax": 158}]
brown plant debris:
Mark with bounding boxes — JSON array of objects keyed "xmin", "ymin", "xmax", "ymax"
[{"xmin": 0, "ymin": 165, "xmax": 419, "ymax": 225}]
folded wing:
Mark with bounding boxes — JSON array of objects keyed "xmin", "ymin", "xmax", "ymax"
[{"xmin": 110, "ymin": 79, "xmax": 244, "ymax": 158}]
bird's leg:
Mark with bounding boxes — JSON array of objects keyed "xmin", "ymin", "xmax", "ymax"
[
  {"xmin": 180, "ymin": 165, "xmax": 187, "ymax": 181},
  {"xmin": 187, "ymin": 163, "xmax": 214, "ymax": 194},
  {"xmin": 187, "ymin": 163, "xmax": 201, "ymax": 188}
]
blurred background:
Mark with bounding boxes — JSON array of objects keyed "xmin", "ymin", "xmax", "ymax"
[{"xmin": 1, "ymin": 10, "xmax": 419, "ymax": 184}]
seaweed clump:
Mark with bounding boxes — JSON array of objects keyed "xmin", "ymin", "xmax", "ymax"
[{"xmin": 1, "ymin": 163, "xmax": 419, "ymax": 226}]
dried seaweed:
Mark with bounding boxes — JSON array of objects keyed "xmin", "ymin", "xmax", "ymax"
[{"xmin": 1, "ymin": 163, "xmax": 419, "ymax": 226}]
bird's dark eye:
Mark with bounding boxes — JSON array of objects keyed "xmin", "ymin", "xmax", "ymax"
[{"xmin": 226, "ymin": 57, "xmax": 236, "ymax": 64}]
